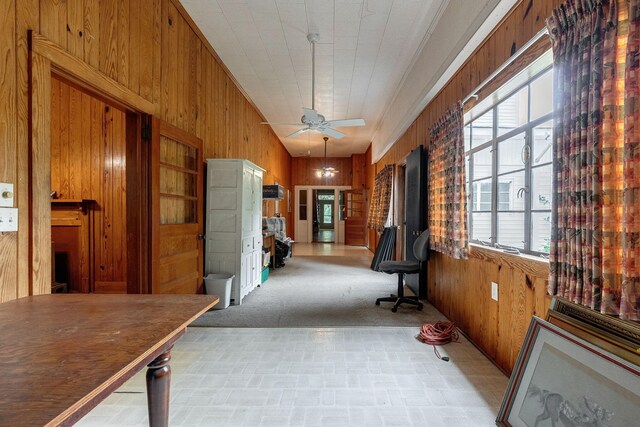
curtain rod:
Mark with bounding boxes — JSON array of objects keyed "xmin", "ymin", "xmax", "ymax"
[{"xmin": 462, "ymin": 27, "xmax": 550, "ymax": 104}]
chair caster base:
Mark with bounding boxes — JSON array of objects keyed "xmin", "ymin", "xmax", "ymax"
[{"xmin": 376, "ymin": 296, "xmax": 423, "ymax": 313}]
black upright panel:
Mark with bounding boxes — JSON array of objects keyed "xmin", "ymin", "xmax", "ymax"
[
  {"xmin": 404, "ymin": 146, "xmax": 427, "ymax": 298},
  {"xmin": 370, "ymin": 227, "xmax": 397, "ymax": 271}
]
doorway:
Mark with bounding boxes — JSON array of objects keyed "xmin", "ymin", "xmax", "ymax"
[
  {"xmin": 46, "ymin": 76, "xmax": 204, "ymax": 295},
  {"xmin": 294, "ymin": 185, "xmax": 351, "ymax": 244},
  {"xmin": 313, "ymin": 189, "xmax": 335, "ymax": 243},
  {"xmin": 50, "ymin": 77, "xmax": 129, "ymax": 294}
]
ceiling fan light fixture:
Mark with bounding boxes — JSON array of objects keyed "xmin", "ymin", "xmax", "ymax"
[
  {"xmin": 316, "ymin": 169, "xmax": 334, "ymax": 178},
  {"xmin": 315, "ymin": 136, "xmax": 337, "ymax": 178}
]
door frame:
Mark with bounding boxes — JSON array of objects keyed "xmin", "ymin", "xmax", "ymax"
[
  {"xmin": 294, "ymin": 185, "xmax": 351, "ymax": 243},
  {"xmin": 29, "ymin": 32, "xmax": 156, "ymax": 295}
]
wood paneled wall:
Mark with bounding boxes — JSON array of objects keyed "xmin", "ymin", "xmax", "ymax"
[
  {"xmin": 291, "ymin": 157, "xmax": 354, "ymax": 187},
  {"xmin": 51, "ymin": 78, "xmax": 128, "ymax": 293},
  {"xmin": 429, "ymin": 250, "xmax": 551, "ymax": 374},
  {"xmin": 373, "ymin": 0, "xmax": 561, "ymax": 374},
  {"xmin": 0, "ymin": 0, "xmax": 292, "ymax": 302},
  {"xmin": 365, "ymin": 145, "xmax": 377, "ymax": 252},
  {"xmin": 351, "ymin": 154, "xmax": 366, "ymax": 190}
]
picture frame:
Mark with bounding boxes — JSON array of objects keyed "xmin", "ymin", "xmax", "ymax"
[
  {"xmin": 547, "ymin": 297, "xmax": 640, "ymax": 365},
  {"xmin": 496, "ymin": 316, "xmax": 640, "ymax": 426}
]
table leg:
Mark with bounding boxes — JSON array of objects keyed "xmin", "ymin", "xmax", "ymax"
[{"xmin": 146, "ymin": 347, "xmax": 172, "ymax": 427}]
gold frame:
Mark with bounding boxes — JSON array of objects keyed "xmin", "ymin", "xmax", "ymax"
[{"xmin": 547, "ymin": 297, "xmax": 640, "ymax": 365}]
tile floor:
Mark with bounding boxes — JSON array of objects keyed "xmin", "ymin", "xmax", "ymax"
[
  {"xmin": 292, "ymin": 243, "xmax": 372, "ymax": 257},
  {"xmin": 77, "ymin": 327, "xmax": 508, "ymax": 426}
]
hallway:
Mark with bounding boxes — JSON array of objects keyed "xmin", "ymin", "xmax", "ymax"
[{"xmin": 78, "ymin": 244, "xmax": 508, "ymax": 426}]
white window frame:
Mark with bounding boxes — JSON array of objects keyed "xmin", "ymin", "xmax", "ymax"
[{"xmin": 465, "ymin": 64, "xmax": 553, "ymax": 256}]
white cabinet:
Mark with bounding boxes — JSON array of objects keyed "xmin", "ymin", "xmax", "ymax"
[{"xmin": 205, "ymin": 159, "xmax": 264, "ymax": 305}]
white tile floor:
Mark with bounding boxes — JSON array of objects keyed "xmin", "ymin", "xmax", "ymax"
[{"xmin": 77, "ymin": 327, "xmax": 508, "ymax": 426}]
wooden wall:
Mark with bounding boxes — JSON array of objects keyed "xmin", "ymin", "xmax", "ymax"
[
  {"xmin": 351, "ymin": 153, "xmax": 366, "ymax": 190},
  {"xmin": 288, "ymin": 153, "xmax": 368, "ymax": 241},
  {"xmin": 365, "ymin": 145, "xmax": 377, "ymax": 252},
  {"xmin": 372, "ymin": 0, "xmax": 561, "ymax": 374},
  {"xmin": 291, "ymin": 157, "xmax": 354, "ymax": 187},
  {"xmin": 51, "ymin": 78, "xmax": 128, "ymax": 293},
  {"xmin": 0, "ymin": 0, "xmax": 292, "ymax": 302}
]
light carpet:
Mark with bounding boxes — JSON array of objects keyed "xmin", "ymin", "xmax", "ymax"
[{"xmin": 192, "ymin": 255, "xmax": 444, "ymax": 328}]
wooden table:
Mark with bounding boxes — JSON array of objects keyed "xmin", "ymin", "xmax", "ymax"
[{"xmin": 0, "ymin": 294, "xmax": 218, "ymax": 427}]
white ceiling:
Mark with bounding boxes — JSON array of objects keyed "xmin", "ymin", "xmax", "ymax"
[{"xmin": 181, "ymin": 0, "xmax": 447, "ymax": 157}]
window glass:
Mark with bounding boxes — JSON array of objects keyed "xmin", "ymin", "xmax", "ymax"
[
  {"xmin": 498, "ymin": 133, "xmax": 526, "ymax": 175},
  {"xmin": 299, "ymin": 190, "xmax": 307, "ymax": 221},
  {"xmin": 472, "ymin": 180, "xmax": 492, "ymax": 211},
  {"xmin": 498, "ymin": 182, "xmax": 512, "ymax": 211},
  {"xmin": 498, "ymin": 172, "xmax": 525, "ymax": 211},
  {"xmin": 465, "ymin": 59, "xmax": 553, "ymax": 255},
  {"xmin": 530, "ymin": 69, "xmax": 553, "ymax": 121},
  {"xmin": 471, "ymin": 212, "xmax": 492, "ymax": 241},
  {"xmin": 497, "ymin": 86, "xmax": 529, "ymax": 137},
  {"xmin": 498, "ymin": 212, "xmax": 525, "ymax": 249},
  {"xmin": 464, "ymin": 124, "xmax": 471, "ymax": 152},
  {"xmin": 532, "ymin": 212, "xmax": 552, "ymax": 253},
  {"xmin": 532, "ymin": 121, "xmax": 553, "ymax": 165},
  {"xmin": 473, "ymin": 147, "xmax": 493, "ymax": 180},
  {"xmin": 323, "ymin": 204, "xmax": 332, "ymax": 224},
  {"xmin": 532, "ymin": 165, "xmax": 552, "ymax": 210},
  {"xmin": 471, "ymin": 110, "xmax": 493, "ymax": 148}
]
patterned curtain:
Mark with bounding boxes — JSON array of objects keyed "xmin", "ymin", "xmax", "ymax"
[
  {"xmin": 548, "ymin": 0, "xmax": 640, "ymax": 320},
  {"xmin": 367, "ymin": 165, "xmax": 393, "ymax": 233},
  {"xmin": 428, "ymin": 102, "xmax": 469, "ymax": 259}
]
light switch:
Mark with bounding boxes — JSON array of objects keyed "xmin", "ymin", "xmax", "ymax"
[
  {"xmin": 0, "ymin": 207, "xmax": 18, "ymax": 232},
  {"xmin": 0, "ymin": 183, "xmax": 14, "ymax": 207},
  {"xmin": 491, "ymin": 282, "xmax": 499, "ymax": 301}
]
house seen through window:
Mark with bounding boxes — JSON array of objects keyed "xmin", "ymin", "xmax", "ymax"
[{"xmin": 464, "ymin": 51, "xmax": 553, "ymax": 255}]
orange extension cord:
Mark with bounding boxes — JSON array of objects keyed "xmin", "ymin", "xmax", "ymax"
[{"xmin": 417, "ymin": 321, "xmax": 459, "ymax": 362}]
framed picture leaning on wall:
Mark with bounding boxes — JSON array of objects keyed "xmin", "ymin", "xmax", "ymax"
[{"xmin": 496, "ymin": 317, "xmax": 640, "ymax": 427}]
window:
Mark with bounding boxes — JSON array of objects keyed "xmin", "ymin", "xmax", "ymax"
[
  {"xmin": 299, "ymin": 190, "xmax": 307, "ymax": 220},
  {"xmin": 465, "ymin": 64, "xmax": 553, "ymax": 255},
  {"xmin": 323, "ymin": 204, "xmax": 332, "ymax": 224}
]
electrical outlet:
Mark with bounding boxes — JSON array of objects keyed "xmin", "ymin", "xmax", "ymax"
[
  {"xmin": 491, "ymin": 282, "xmax": 499, "ymax": 301},
  {"xmin": 0, "ymin": 207, "xmax": 18, "ymax": 232}
]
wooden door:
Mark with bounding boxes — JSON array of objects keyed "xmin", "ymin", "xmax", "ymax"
[
  {"xmin": 344, "ymin": 190, "xmax": 366, "ymax": 246},
  {"xmin": 150, "ymin": 119, "xmax": 204, "ymax": 294}
]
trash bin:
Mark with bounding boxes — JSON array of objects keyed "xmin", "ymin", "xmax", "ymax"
[{"xmin": 204, "ymin": 273, "xmax": 234, "ymax": 310}]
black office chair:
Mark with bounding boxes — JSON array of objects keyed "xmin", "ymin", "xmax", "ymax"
[{"xmin": 375, "ymin": 229, "xmax": 429, "ymax": 312}]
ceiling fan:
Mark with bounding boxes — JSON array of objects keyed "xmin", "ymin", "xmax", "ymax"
[
  {"xmin": 261, "ymin": 33, "xmax": 366, "ymax": 139},
  {"xmin": 314, "ymin": 137, "xmax": 339, "ymax": 177}
]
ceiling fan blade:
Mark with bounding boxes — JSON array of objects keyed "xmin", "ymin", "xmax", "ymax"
[
  {"xmin": 326, "ymin": 118, "xmax": 365, "ymax": 127},
  {"xmin": 285, "ymin": 128, "xmax": 310, "ymax": 139},
  {"xmin": 260, "ymin": 122, "xmax": 306, "ymax": 126},
  {"xmin": 302, "ymin": 108, "xmax": 319, "ymax": 123},
  {"xmin": 321, "ymin": 127, "xmax": 346, "ymax": 139}
]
